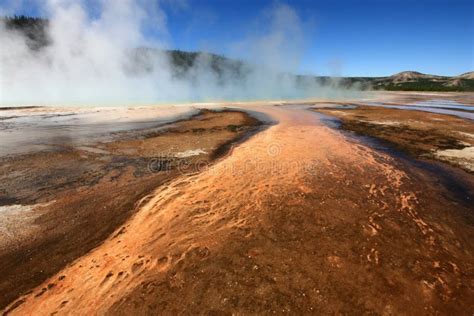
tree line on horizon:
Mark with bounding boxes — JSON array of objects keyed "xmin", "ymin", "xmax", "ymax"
[{"xmin": 1, "ymin": 16, "xmax": 473, "ymax": 92}]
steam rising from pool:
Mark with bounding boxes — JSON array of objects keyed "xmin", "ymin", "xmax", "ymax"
[{"xmin": 0, "ymin": 0, "xmax": 362, "ymax": 106}]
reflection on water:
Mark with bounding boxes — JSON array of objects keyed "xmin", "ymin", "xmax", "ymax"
[
  {"xmin": 0, "ymin": 107, "xmax": 198, "ymax": 157},
  {"xmin": 410, "ymin": 100, "xmax": 474, "ymax": 111},
  {"xmin": 366, "ymin": 100, "xmax": 474, "ymax": 120}
]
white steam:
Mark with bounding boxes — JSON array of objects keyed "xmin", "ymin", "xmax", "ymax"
[{"xmin": 0, "ymin": 0, "xmax": 361, "ymax": 106}]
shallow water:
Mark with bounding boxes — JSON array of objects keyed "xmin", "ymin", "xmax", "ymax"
[
  {"xmin": 314, "ymin": 107, "xmax": 474, "ymax": 205},
  {"xmin": 366, "ymin": 100, "xmax": 474, "ymax": 120},
  {"xmin": 0, "ymin": 107, "xmax": 199, "ymax": 157},
  {"xmin": 410, "ymin": 99, "xmax": 474, "ymax": 111}
]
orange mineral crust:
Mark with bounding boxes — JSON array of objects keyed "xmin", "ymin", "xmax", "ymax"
[{"xmin": 4, "ymin": 103, "xmax": 473, "ymax": 315}]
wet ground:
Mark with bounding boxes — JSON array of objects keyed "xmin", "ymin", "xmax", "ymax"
[
  {"xmin": 0, "ymin": 109, "xmax": 262, "ymax": 311},
  {"xmin": 364, "ymin": 102, "xmax": 474, "ymax": 120},
  {"xmin": 1, "ymin": 94, "xmax": 474, "ymax": 315},
  {"xmin": 0, "ymin": 106, "xmax": 199, "ymax": 157},
  {"xmin": 313, "ymin": 104, "xmax": 474, "ymax": 172}
]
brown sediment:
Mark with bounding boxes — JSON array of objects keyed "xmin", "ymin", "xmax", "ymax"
[
  {"xmin": 372, "ymin": 91, "xmax": 474, "ymax": 106},
  {"xmin": 0, "ymin": 106, "xmax": 42, "ymax": 111},
  {"xmin": 0, "ymin": 109, "xmax": 262, "ymax": 311},
  {"xmin": 313, "ymin": 105, "xmax": 474, "ymax": 172},
  {"xmin": 3, "ymin": 105, "xmax": 473, "ymax": 315}
]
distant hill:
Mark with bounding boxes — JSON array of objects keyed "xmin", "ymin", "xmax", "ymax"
[
  {"xmin": 2, "ymin": 16, "xmax": 473, "ymax": 92},
  {"xmin": 133, "ymin": 47, "xmax": 250, "ymax": 82},
  {"xmin": 362, "ymin": 71, "xmax": 474, "ymax": 92},
  {"xmin": 2, "ymin": 16, "xmax": 50, "ymax": 50},
  {"xmin": 389, "ymin": 71, "xmax": 444, "ymax": 82},
  {"xmin": 457, "ymin": 72, "xmax": 474, "ymax": 80}
]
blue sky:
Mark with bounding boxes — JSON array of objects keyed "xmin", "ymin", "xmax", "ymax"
[{"xmin": 4, "ymin": 0, "xmax": 473, "ymax": 77}]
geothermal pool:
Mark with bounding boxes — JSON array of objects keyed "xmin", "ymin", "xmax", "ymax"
[
  {"xmin": 0, "ymin": 106, "xmax": 199, "ymax": 157},
  {"xmin": 366, "ymin": 100, "xmax": 474, "ymax": 120}
]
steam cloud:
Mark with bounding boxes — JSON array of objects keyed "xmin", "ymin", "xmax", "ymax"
[{"xmin": 0, "ymin": 0, "xmax": 361, "ymax": 106}]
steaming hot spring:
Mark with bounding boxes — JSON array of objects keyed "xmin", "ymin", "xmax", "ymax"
[{"xmin": 1, "ymin": 1, "xmax": 474, "ymax": 315}]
